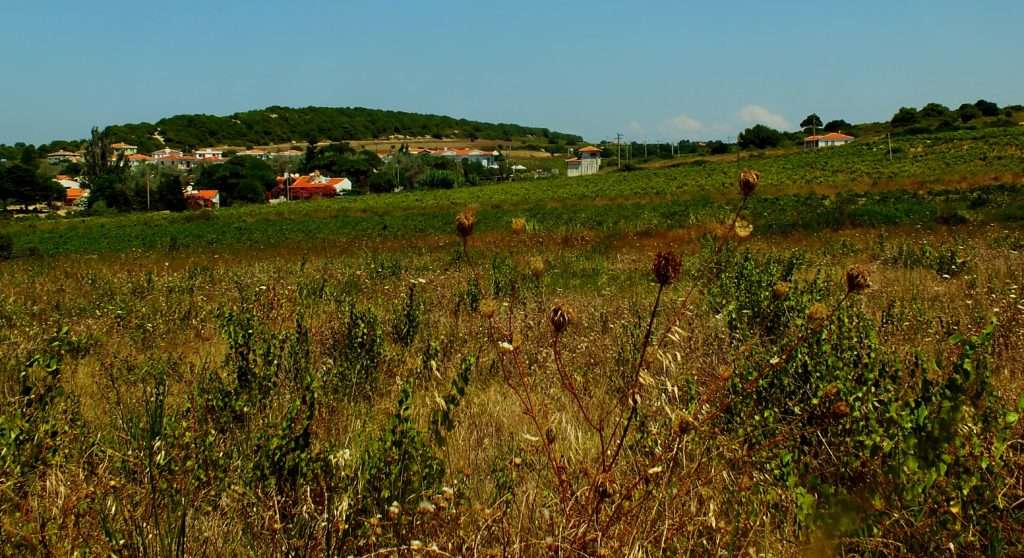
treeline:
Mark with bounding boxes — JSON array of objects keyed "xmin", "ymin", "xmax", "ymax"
[
  {"xmin": 735, "ymin": 99, "xmax": 1022, "ymax": 150},
  {"xmin": 102, "ymin": 106, "xmax": 584, "ymax": 153}
]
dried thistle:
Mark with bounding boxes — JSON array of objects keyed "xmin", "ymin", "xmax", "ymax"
[
  {"xmin": 652, "ymin": 250, "xmax": 682, "ymax": 286},
  {"xmin": 831, "ymin": 401, "xmax": 850, "ymax": 418},
  {"xmin": 549, "ymin": 304, "xmax": 571, "ymax": 334},
  {"xmin": 511, "ymin": 217, "xmax": 527, "ymax": 235},
  {"xmin": 772, "ymin": 282, "xmax": 791, "ymax": 300},
  {"xmin": 455, "ymin": 209, "xmax": 476, "ymax": 240},
  {"xmin": 739, "ymin": 169, "xmax": 760, "ymax": 197},
  {"xmin": 480, "ymin": 298, "xmax": 498, "ymax": 319},
  {"xmin": 529, "ymin": 256, "xmax": 546, "ymax": 279},
  {"xmin": 806, "ymin": 302, "xmax": 830, "ymax": 329},
  {"xmin": 845, "ymin": 265, "xmax": 872, "ymax": 294}
]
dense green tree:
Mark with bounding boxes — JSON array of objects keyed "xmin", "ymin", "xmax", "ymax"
[
  {"xmin": 87, "ymin": 175, "xmax": 133, "ymax": 211},
  {"xmin": 891, "ymin": 107, "xmax": 921, "ymax": 127},
  {"xmin": 800, "ymin": 114, "xmax": 823, "ymax": 134},
  {"xmin": 738, "ymin": 125, "xmax": 784, "ymax": 150},
  {"xmin": 194, "ymin": 156, "xmax": 276, "ymax": 205},
  {"xmin": 154, "ymin": 174, "xmax": 186, "ymax": 212},
  {"xmin": 0, "ymin": 165, "xmax": 9, "ymax": 204},
  {"xmin": 83, "ymin": 127, "xmax": 127, "ymax": 184},
  {"xmin": 956, "ymin": 104, "xmax": 982, "ymax": 123},
  {"xmin": 974, "ymin": 99, "xmax": 1000, "ymax": 117},
  {"xmin": 920, "ymin": 103, "xmax": 951, "ymax": 118},
  {"xmin": 416, "ymin": 169, "xmax": 457, "ymax": 190},
  {"xmin": 823, "ymin": 119, "xmax": 852, "ymax": 133},
  {"xmin": 18, "ymin": 146, "xmax": 38, "ymax": 166},
  {"xmin": 4, "ymin": 163, "xmax": 61, "ymax": 208}
]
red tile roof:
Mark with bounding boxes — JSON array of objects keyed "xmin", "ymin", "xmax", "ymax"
[
  {"xmin": 804, "ymin": 132, "xmax": 854, "ymax": 141},
  {"xmin": 577, "ymin": 146, "xmax": 602, "ymax": 153},
  {"xmin": 192, "ymin": 190, "xmax": 219, "ymax": 201},
  {"xmin": 127, "ymin": 154, "xmax": 151, "ymax": 161}
]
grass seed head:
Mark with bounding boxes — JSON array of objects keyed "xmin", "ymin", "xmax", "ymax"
[
  {"xmin": 549, "ymin": 304, "xmax": 571, "ymax": 334},
  {"xmin": 846, "ymin": 265, "xmax": 872, "ymax": 294},
  {"xmin": 652, "ymin": 250, "xmax": 682, "ymax": 286},
  {"xmin": 739, "ymin": 169, "xmax": 760, "ymax": 197}
]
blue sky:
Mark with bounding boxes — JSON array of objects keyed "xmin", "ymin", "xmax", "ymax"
[{"xmin": 1, "ymin": 0, "xmax": 1021, "ymax": 145}]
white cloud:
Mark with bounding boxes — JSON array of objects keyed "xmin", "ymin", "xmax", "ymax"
[
  {"xmin": 626, "ymin": 120, "xmax": 644, "ymax": 134},
  {"xmin": 737, "ymin": 105, "xmax": 790, "ymax": 129},
  {"xmin": 666, "ymin": 114, "xmax": 705, "ymax": 133}
]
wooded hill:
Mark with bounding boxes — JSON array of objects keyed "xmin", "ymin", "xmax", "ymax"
[{"xmin": 101, "ymin": 106, "xmax": 584, "ymax": 153}]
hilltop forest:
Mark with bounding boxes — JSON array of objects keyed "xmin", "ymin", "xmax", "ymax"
[{"xmin": 29, "ymin": 106, "xmax": 584, "ymax": 155}]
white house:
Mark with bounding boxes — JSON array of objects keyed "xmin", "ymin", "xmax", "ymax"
[
  {"xmin": 46, "ymin": 150, "xmax": 82, "ymax": 164},
  {"xmin": 236, "ymin": 148, "xmax": 271, "ymax": 160},
  {"xmin": 111, "ymin": 142, "xmax": 138, "ymax": 157},
  {"xmin": 566, "ymin": 146, "xmax": 602, "ymax": 177},
  {"xmin": 194, "ymin": 148, "xmax": 223, "ymax": 160},
  {"xmin": 152, "ymin": 148, "xmax": 184, "ymax": 160},
  {"xmin": 803, "ymin": 132, "xmax": 854, "ymax": 149}
]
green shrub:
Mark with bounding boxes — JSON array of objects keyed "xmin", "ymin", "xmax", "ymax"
[
  {"xmin": 327, "ymin": 305, "xmax": 384, "ymax": 397},
  {"xmin": 392, "ymin": 284, "xmax": 422, "ymax": 347},
  {"xmin": 358, "ymin": 383, "xmax": 445, "ymax": 516}
]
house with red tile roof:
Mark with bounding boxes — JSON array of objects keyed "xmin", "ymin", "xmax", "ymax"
[
  {"xmin": 271, "ymin": 172, "xmax": 352, "ymax": 200},
  {"xmin": 185, "ymin": 189, "xmax": 220, "ymax": 209},
  {"xmin": 803, "ymin": 132, "xmax": 854, "ymax": 149},
  {"xmin": 126, "ymin": 153, "xmax": 152, "ymax": 168}
]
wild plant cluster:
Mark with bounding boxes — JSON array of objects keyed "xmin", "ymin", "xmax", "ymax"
[{"xmin": 0, "ymin": 170, "xmax": 1022, "ymax": 556}]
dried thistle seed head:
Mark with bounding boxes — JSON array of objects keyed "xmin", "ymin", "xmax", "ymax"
[
  {"xmin": 480, "ymin": 298, "xmax": 498, "ymax": 319},
  {"xmin": 739, "ymin": 169, "xmax": 760, "ymax": 197},
  {"xmin": 831, "ymin": 401, "xmax": 850, "ymax": 418},
  {"xmin": 455, "ymin": 209, "xmax": 476, "ymax": 239},
  {"xmin": 806, "ymin": 302, "xmax": 830, "ymax": 329},
  {"xmin": 674, "ymin": 413, "xmax": 695, "ymax": 436},
  {"xmin": 549, "ymin": 304, "xmax": 571, "ymax": 334},
  {"xmin": 845, "ymin": 265, "xmax": 872, "ymax": 294},
  {"xmin": 387, "ymin": 502, "xmax": 401, "ymax": 520},
  {"xmin": 511, "ymin": 217, "xmax": 527, "ymax": 235},
  {"xmin": 529, "ymin": 256, "xmax": 546, "ymax": 279},
  {"xmin": 772, "ymin": 282, "xmax": 791, "ymax": 300},
  {"xmin": 417, "ymin": 500, "xmax": 436, "ymax": 515},
  {"xmin": 718, "ymin": 365, "xmax": 733, "ymax": 381},
  {"xmin": 734, "ymin": 219, "xmax": 754, "ymax": 239},
  {"xmin": 652, "ymin": 250, "xmax": 682, "ymax": 286}
]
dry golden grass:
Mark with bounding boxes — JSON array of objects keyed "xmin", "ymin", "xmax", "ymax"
[{"xmin": 1, "ymin": 210, "xmax": 1022, "ymax": 555}]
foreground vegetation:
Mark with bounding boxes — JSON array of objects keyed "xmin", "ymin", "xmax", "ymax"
[{"xmin": 1, "ymin": 125, "xmax": 1023, "ymax": 556}]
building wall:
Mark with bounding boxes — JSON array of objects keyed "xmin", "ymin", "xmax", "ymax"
[{"xmin": 567, "ymin": 158, "xmax": 600, "ymax": 177}]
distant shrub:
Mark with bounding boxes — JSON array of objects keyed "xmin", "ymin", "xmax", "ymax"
[{"xmin": 416, "ymin": 169, "xmax": 457, "ymax": 190}]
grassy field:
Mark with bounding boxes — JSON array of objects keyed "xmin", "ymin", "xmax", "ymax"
[{"xmin": 1, "ymin": 126, "xmax": 1023, "ymax": 556}]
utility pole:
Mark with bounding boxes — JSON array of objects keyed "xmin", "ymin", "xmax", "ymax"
[
  {"xmin": 145, "ymin": 171, "xmax": 151, "ymax": 210},
  {"xmin": 615, "ymin": 133, "xmax": 623, "ymax": 169}
]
